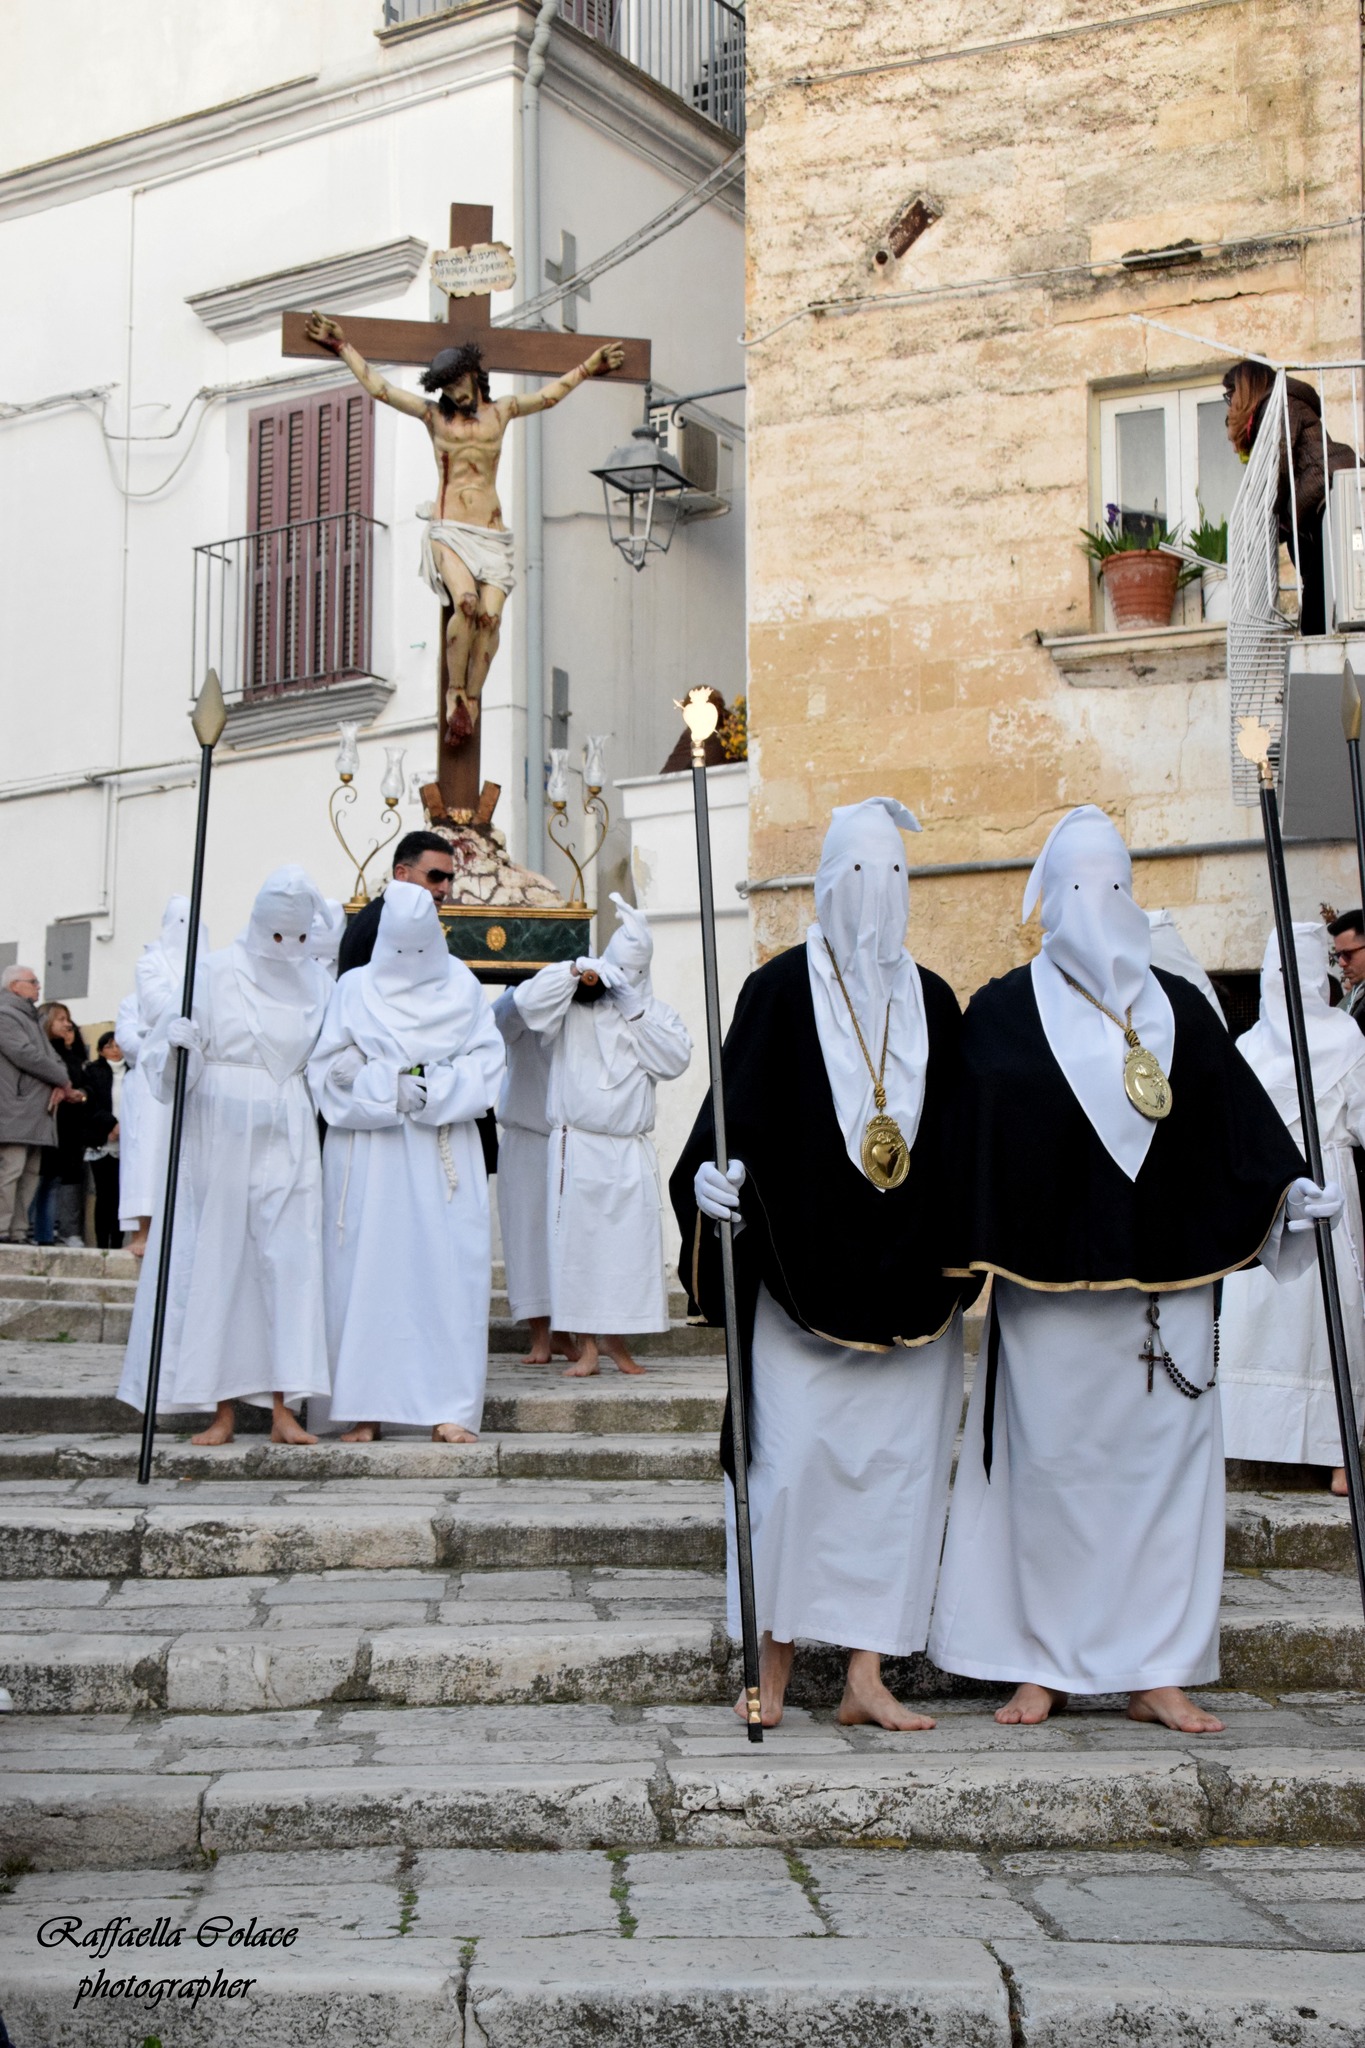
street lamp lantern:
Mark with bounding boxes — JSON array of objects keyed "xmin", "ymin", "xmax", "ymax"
[{"xmin": 591, "ymin": 425, "xmax": 689, "ymax": 571}]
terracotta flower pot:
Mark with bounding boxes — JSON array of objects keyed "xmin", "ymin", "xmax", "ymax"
[{"xmin": 1100, "ymin": 548, "xmax": 1181, "ymax": 630}]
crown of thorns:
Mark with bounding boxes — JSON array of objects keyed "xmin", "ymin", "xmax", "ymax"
[{"xmin": 421, "ymin": 345, "xmax": 492, "ymax": 403}]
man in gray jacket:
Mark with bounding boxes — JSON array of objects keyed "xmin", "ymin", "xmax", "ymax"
[{"xmin": 0, "ymin": 965, "xmax": 76, "ymax": 1242}]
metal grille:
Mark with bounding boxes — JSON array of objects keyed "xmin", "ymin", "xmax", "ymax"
[
  {"xmin": 383, "ymin": 1, "xmax": 746, "ymax": 137},
  {"xmin": 1228, "ymin": 370, "xmax": 1295, "ymax": 805}
]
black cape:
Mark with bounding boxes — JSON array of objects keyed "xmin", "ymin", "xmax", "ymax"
[
  {"xmin": 670, "ymin": 945, "xmax": 980, "ymax": 1474},
  {"xmin": 946, "ymin": 963, "xmax": 1307, "ymax": 1292}
]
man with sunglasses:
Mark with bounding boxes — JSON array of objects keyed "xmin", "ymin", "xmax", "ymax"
[
  {"xmin": 337, "ymin": 833, "xmax": 456, "ymax": 974},
  {"xmin": 1327, "ymin": 910, "xmax": 1365, "ymax": 1031}
]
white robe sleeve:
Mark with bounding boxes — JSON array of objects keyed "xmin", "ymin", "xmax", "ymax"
[
  {"xmin": 412, "ymin": 1004, "xmax": 507, "ymax": 1127},
  {"xmin": 1341, "ymin": 1060, "xmax": 1365, "ymax": 1150},
  {"xmin": 615, "ymin": 991, "xmax": 692, "ymax": 1082},
  {"xmin": 514, "ymin": 962, "xmax": 576, "ymax": 1041},
  {"xmin": 140, "ymin": 1016, "xmax": 205, "ymax": 1104},
  {"xmin": 493, "ymin": 985, "xmax": 529, "ymax": 1048},
  {"xmin": 115, "ymin": 992, "xmax": 145, "ymax": 1069},
  {"xmin": 1257, "ymin": 1197, "xmax": 1322, "ymax": 1283},
  {"xmin": 307, "ymin": 1002, "xmax": 405, "ymax": 1129}
]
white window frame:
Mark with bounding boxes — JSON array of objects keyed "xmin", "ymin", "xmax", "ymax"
[{"xmin": 1097, "ymin": 381, "xmax": 1229, "ymax": 629}]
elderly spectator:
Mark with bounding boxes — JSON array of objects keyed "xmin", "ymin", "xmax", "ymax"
[
  {"xmin": 83, "ymin": 1032, "xmax": 123, "ymax": 1249},
  {"xmin": 0, "ymin": 965, "xmax": 80, "ymax": 1244},
  {"xmin": 35, "ymin": 1004, "xmax": 90, "ymax": 1246}
]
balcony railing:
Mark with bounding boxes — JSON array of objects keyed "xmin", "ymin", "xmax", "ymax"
[
  {"xmin": 192, "ymin": 512, "xmax": 385, "ymax": 703},
  {"xmin": 381, "ymin": 1, "xmax": 745, "ymax": 138}
]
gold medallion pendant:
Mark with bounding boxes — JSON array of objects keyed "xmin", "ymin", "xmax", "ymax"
[
  {"xmin": 1123, "ymin": 1045, "xmax": 1173, "ymax": 1121},
  {"xmin": 861, "ymin": 1112, "xmax": 911, "ymax": 1191}
]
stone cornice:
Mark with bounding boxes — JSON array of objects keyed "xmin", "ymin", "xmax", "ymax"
[
  {"xmin": 0, "ymin": 4, "xmax": 743, "ymax": 226},
  {"xmin": 187, "ymin": 237, "xmax": 429, "ymax": 337}
]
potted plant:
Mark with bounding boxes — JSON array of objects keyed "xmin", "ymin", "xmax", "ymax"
[
  {"xmin": 1079, "ymin": 505, "xmax": 1186, "ymax": 630},
  {"xmin": 1187, "ymin": 507, "xmax": 1229, "ymax": 623}
]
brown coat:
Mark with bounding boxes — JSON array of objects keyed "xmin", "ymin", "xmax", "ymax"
[
  {"xmin": 0, "ymin": 989, "xmax": 69, "ymax": 1146},
  {"xmin": 1256, "ymin": 377, "xmax": 1360, "ymax": 541}
]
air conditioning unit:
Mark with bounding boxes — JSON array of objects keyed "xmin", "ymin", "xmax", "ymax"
[
  {"xmin": 648, "ymin": 409, "xmax": 735, "ymax": 518},
  {"xmin": 1326, "ymin": 470, "xmax": 1365, "ymax": 629}
]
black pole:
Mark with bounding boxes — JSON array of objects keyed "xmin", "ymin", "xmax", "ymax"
[
  {"xmin": 1343, "ymin": 660, "xmax": 1365, "ymax": 913},
  {"xmin": 686, "ymin": 744, "xmax": 763, "ymax": 1742},
  {"xmin": 137, "ymin": 675, "xmax": 223, "ymax": 1485},
  {"xmin": 1257, "ymin": 769, "xmax": 1365, "ymax": 1618}
]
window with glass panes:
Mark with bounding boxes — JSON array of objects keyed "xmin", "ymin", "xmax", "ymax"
[{"xmin": 1096, "ymin": 382, "xmax": 1243, "ymax": 625}]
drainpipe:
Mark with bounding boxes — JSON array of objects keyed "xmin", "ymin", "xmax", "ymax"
[{"xmin": 519, "ymin": 0, "xmax": 559, "ymax": 873}]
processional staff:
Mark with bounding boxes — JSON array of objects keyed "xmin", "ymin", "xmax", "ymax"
[
  {"xmin": 1237, "ymin": 715, "xmax": 1365, "ymax": 1620},
  {"xmin": 676, "ymin": 687, "xmax": 763, "ymax": 1742},
  {"xmin": 136, "ymin": 671, "xmax": 227, "ymax": 1487}
]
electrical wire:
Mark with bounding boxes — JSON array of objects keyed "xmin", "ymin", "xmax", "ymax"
[
  {"xmin": 495, "ymin": 143, "xmax": 745, "ymax": 329},
  {"xmin": 741, "ymin": 213, "xmax": 1365, "ymax": 348}
]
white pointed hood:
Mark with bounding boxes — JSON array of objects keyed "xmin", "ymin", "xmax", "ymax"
[
  {"xmin": 1237, "ymin": 922, "xmax": 1365, "ymax": 1122},
  {"xmin": 806, "ymin": 796, "xmax": 928, "ymax": 1185},
  {"xmin": 232, "ymin": 866, "xmax": 332, "ymax": 1081},
  {"xmin": 361, "ymin": 879, "xmax": 485, "ymax": 1065},
  {"xmin": 1146, "ymin": 908, "xmax": 1224, "ymax": 1019},
  {"xmin": 137, "ymin": 892, "xmax": 210, "ymax": 1028},
  {"xmin": 1025, "ymin": 807, "xmax": 1174, "ymax": 1181}
]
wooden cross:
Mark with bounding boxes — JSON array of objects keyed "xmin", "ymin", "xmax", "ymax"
[
  {"xmin": 544, "ymin": 230, "xmax": 589, "ymax": 333},
  {"xmin": 281, "ymin": 202, "xmax": 651, "ymax": 821}
]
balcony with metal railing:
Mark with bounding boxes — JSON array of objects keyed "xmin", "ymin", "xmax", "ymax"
[
  {"xmin": 381, "ymin": 0, "xmax": 745, "ymax": 138},
  {"xmin": 192, "ymin": 511, "xmax": 392, "ymax": 747}
]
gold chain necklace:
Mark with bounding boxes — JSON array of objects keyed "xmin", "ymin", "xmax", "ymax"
[
  {"xmin": 1058, "ymin": 969, "xmax": 1173, "ymax": 1121},
  {"xmin": 823, "ymin": 941, "xmax": 912, "ymax": 1189}
]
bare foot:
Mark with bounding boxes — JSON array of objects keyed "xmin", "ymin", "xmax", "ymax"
[
  {"xmin": 340, "ymin": 1423, "xmax": 382, "ymax": 1442},
  {"xmin": 1332, "ymin": 1465, "xmax": 1349, "ymax": 1496},
  {"xmin": 270, "ymin": 1397, "xmax": 317, "ymax": 1446},
  {"xmin": 432, "ymin": 1423, "xmax": 478, "ymax": 1443},
  {"xmin": 836, "ymin": 1650, "xmax": 935, "ymax": 1730},
  {"xmin": 601, "ymin": 1335, "xmax": 646, "ymax": 1376},
  {"xmin": 552, "ymin": 1329, "xmax": 582, "ymax": 1362},
  {"xmin": 128, "ymin": 1222, "xmax": 149, "ymax": 1260},
  {"xmin": 564, "ymin": 1337, "xmax": 600, "ymax": 1378},
  {"xmin": 734, "ymin": 1632, "xmax": 794, "ymax": 1728},
  {"xmin": 190, "ymin": 1400, "xmax": 234, "ymax": 1447},
  {"xmin": 521, "ymin": 1315, "xmax": 554, "ymax": 1366},
  {"xmin": 1127, "ymin": 1686, "xmax": 1224, "ymax": 1733},
  {"xmin": 996, "ymin": 1683, "xmax": 1068, "ymax": 1726}
]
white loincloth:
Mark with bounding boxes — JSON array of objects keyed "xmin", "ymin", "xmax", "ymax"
[
  {"xmin": 547, "ymin": 1125, "xmax": 669, "ymax": 1334},
  {"xmin": 725, "ymin": 1286, "xmax": 963, "ymax": 1657},
  {"xmin": 419, "ymin": 511, "xmax": 517, "ymax": 597},
  {"xmin": 498, "ymin": 1124, "xmax": 552, "ymax": 1323},
  {"xmin": 928, "ymin": 1280, "xmax": 1224, "ymax": 1695}
]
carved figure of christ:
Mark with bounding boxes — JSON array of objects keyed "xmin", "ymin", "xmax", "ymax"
[{"xmin": 305, "ymin": 313, "xmax": 624, "ymax": 750}]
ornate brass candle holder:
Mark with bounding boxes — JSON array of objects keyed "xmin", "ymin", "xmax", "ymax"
[
  {"xmin": 329, "ymin": 724, "xmax": 405, "ymax": 910},
  {"xmin": 546, "ymin": 737, "xmax": 611, "ymax": 909}
]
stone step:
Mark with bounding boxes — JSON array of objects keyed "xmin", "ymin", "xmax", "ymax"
[
  {"xmin": 0, "ymin": 1430, "xmax": 722, "ymax": 1483},
  {"xmin": 0, "ymin": 1343, "xmax": 729, "ymax": 1437},
  {"xmin": 5, "ymin": 1847, "xmax": 1365, "ymax": 2048},
  {"xmin": 0, "ymin": 1245, "xmax": 140, "ymax": 1281},
  {"xmin": 2, "ymin": 1694, "xmax": 1364, "ymax": 1870},
  {"xmin": 0, "ymin": 1562, "xmax": 1359, "ymax": 1713},
  {"xmin": 0, "ymin": 1471, "xmax": 1353, "ymax": 1576}
]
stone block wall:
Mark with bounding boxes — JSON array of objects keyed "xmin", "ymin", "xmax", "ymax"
[{"xmin": 744, "ymin": 0, "xmax": 1364, "ymax": 996}]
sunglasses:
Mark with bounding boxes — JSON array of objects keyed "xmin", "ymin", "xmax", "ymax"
[
  {"xmin": 1330, "ymin": 943, "xmax": 1365, "ymax": 964},
  {"xmin": 423, "ymin": 869, "xmax": 455, "ymax": 885}
]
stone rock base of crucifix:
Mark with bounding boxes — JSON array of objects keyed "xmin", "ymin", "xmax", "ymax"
[{"xmin": 420, "ymin": 761, "xmax": 589, "ymax": 984}]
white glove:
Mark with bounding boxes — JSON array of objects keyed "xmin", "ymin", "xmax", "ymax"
[
  {"xmin": 166, "ymin": 1016, "xmax": 202, "ymax": 1053},
  {"xmin": 330, "ymin": 1045, "xmax": 365, "ymax": 1088},
  {"xmin": 574, "ymin": 956, "xmax": 625, "ymax": 991},
  {"xmin": 1287, "ymin": 1176, "xmax": 1344, "ymax": 1232},
  {"xmin": 396, "ymin": 1072, "xmax": 427, "ymax": 1115},
  {"xmin": 695, "ymin": 1158, "xmax": 746, "ymax": 1220}
]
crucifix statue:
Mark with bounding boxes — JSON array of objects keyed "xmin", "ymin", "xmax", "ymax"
[{"xmin": 282, "ymin": 202, "xmax": 651, "ymax": 822}]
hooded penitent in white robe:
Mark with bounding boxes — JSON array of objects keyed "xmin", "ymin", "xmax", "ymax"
[
  {"xmin": 1146, "ymin": 909, "xmax": 1225, "ymax": 1019},
  {"xmin": 493, "ymin": 987, "xmax": 553, "ymax": 1323},
  {"xmin": 1220, "ymin": 924, "xmax": 1365, "ymax": 1466},
  {"xmin": 928, "ymin": 809, "xmax": 1315, "ymax": 1696},
  {"xmin": 118, "ymin": 869, "xmax": 331, "ymax": 1415},
  {"xmin": 117, "ymin": 896, "xmax": 209, "ymax": 1229},
  {"xmin": 515, "ymin": 895, "xmax": 691, "ymax": 1333},
  {"xmin": 308, "ymin": 883, "xmax": 506, "ymax": 1431},
  {"xmin": 729, "ymin": 797, "xmax": 965, "ymax": 1657}
]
